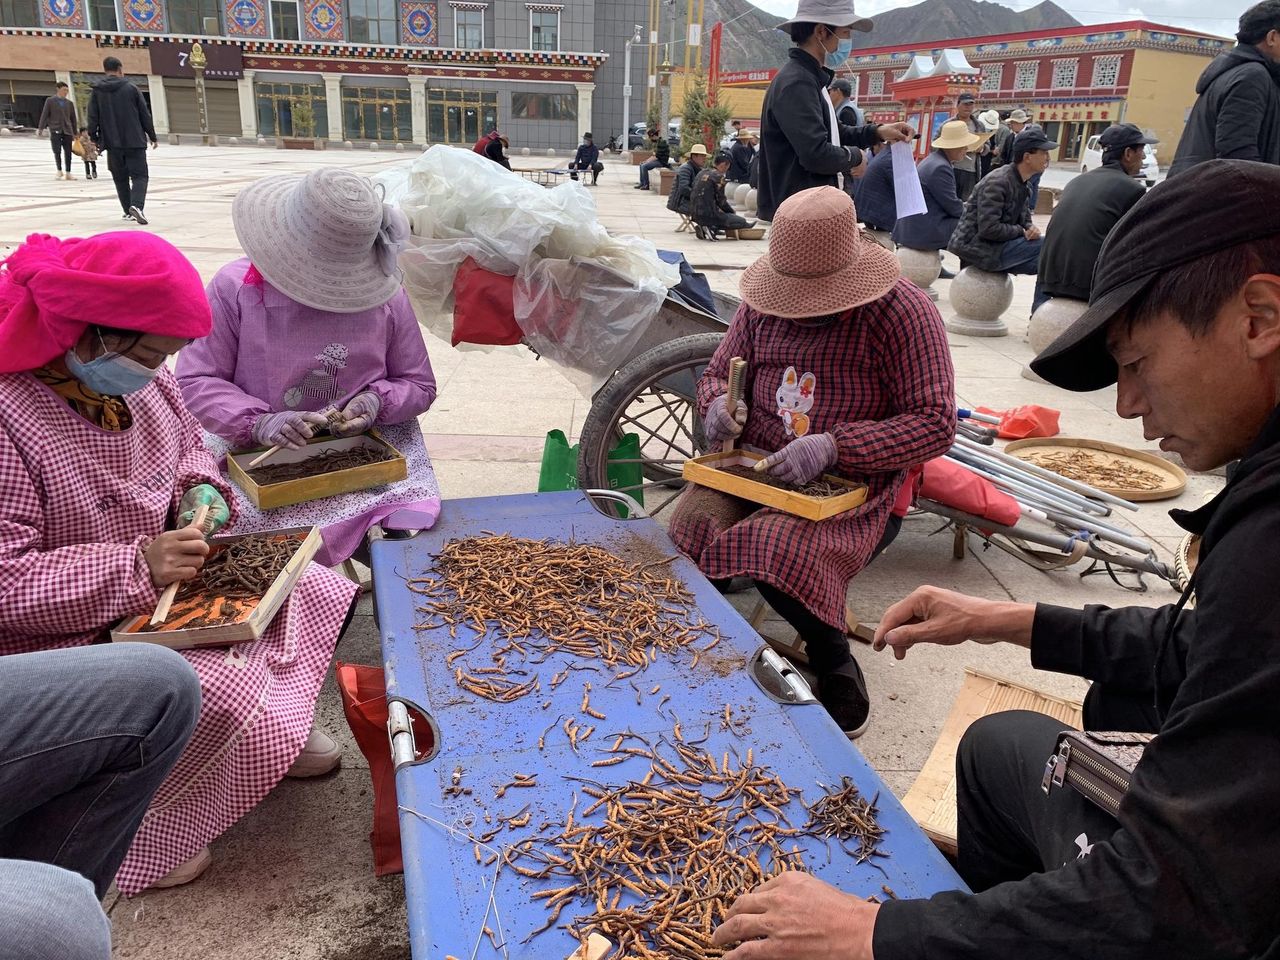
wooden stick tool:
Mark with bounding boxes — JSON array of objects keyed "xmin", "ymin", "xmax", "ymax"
[
  {"xmin": 246, "ymin": 406, "xmax": 344, "ymax": 469},
  {"xmin": 150, "ymin": 503, "xmax": 210, "ymax": 627},
  {"xmin": 721, "ymin": 356, "xmax": 747, "ymax": 456}
]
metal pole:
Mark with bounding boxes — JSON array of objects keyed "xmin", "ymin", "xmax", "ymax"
[
  {"xmin": 949, "ymin": 446, "xmax": 1110, "ymax": 516},
  {"xmin": 944, "ymin": 455, "xmax": 1108, "ymax": 521},
  {"xmin": 954, "ymin": 434, "xmax": 1140, "ymax": 511},
  {"xmin": 622, "ymin": 27, "xmax": 639, "ymax": 155}
]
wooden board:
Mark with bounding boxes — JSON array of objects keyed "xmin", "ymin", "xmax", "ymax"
[
  {"xmin": 1004, "ymin": 437, "xmax": 1186, "ymax": 501},
  {"xmin": 901, "ymin": 669, "xmax": 1083, "ymax": 855},
  {"xmin": 110, "ymin": 526, "xmax": 321, "ymax": 649},
  {"xmin": 228, "ymin": 431, "xmax": 407, "ymax": 510},
  {"xmin": 682, "ymin": 449, "xmax": 868, "ymax": 521}
]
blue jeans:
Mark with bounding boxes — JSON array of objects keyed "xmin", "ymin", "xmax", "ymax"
[
  {"xmin": 0, "ymin": 644, "xmax": 200, "ymax": 900},
  {"xmin": 639, "ymin": 158, "xmax": 668, "ymax": 188},
  {"xmin": 0, "ymin": 860, "xmax": 111, "ymax": 960},
  {"xmin": 997, "ymin": 236, "xmax": 1043, "ymax": 275},
  {"xmin": 1032, "ymin": 277, "xmax": 1051, "ymax": 314},
  {"xmin": 1027, "ymin": 171, "xmax": 1042, "ymax": 213}
]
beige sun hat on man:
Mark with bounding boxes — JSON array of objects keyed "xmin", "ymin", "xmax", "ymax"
[
  {"xmin": 933, "ymin": 119, "xmax": 983, "ymax": 150},
  {"xmin": 688, "ymin": 143, "xmax": 709, "ymax": 157},
  {"xmin": 778, "ymin": 0, "xmax": 874, "ymax": 34},
  {"xmin": 739, "ymin": 186, "xmax": 900, "ymax": 319},
  {"xmin": 232, "ymin": 168, "xmax": 410, "ymax": 314},
  {"xmin": 1009, "ymin": 108, "xmax": 1030, "ymax": 123}
]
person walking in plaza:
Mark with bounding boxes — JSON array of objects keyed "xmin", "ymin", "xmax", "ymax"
[
  {"xmin": 177, "ymin": 169, "xmax": 441, "ymax": 567},
  {"xmin": 668, "ymin": 186, "xmax": 955, "ymax": 738},
  {"xmin": 0, "ymin": 230, "xmax": 360, "ymax": 893},
  {"xmin": 37, "ymin": 81, "xmax": 78, "ymax": 181},
  {"xmin": 690, "ymin": 149, "xmax": 756, "ymax": 239},
  {"xmin": 1034, "ymin": 123, "xmax": 1156, "ymax": 312},
  {"xmin": 711, "ymin": 158, "xmax": 1280, "ymax": 960},
  {"xmin": 76, "ymin": 126, "xmax": 99, "ymax": 179},
  {"xmin": 1, "ymin": 644, "xmax": 199, "ymax": 959},
  {"xmin": 1169, "ymin": 0, "xmax": 1280, "ymax": 175},
  {"xmin": 948, "ymin": 92, "xmax": 987, "ymax": 200},
  {"xmin": 667, "ymin": 143, "xmax": 708, "ymax": 217},
  {"xmin": 948, "ymin": 127, "xmax": 1057, "ymax": 275},
  {"xmin": 893, "ymin": 120, "xmax": 981, "ymax": 275},
  {"xmin": 636, "ymin": 128, "xmax": 672, "ymax": 190},
  {"xmin": 568, "ymin": 131, "xmax": 603, "ymax": 185},
  {"xmin": 755, "ymin": 0, "xmax": 913, "ymax": 222},
  {"xmin": 87, "ymin": 56, "xmax": 157, "ymax": 225}
]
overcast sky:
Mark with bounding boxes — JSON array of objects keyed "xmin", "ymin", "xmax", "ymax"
[{"xmin": 746, "ymin": 0, "xmax": 1247, "ymax": 42}]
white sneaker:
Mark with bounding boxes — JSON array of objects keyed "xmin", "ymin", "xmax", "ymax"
[
  {"xmin": 148, "ymin": 847, "xmax": 212, "ymax": 889},
  {"xmin": 55, "ymin": 171, "xmax": 63, "ymax": 180},
  {"xmin": 285, "ymin": 728, "xmax": 341, "ymax": 778},
  {"xmin": 64, "ymin": 172, "xmax": 75, "ymax": 180}
]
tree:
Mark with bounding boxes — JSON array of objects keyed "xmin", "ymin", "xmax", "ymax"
[
  {"xmin": 646, "ymin": 99, "xmax": 662, "ymax": 134},
  {"xmin": 290, "ymin": 98, "xmax": 315, "ymax": 139},
  {"xmin": 678, "ymin": 75, "xmax": 734, "ymax": 157}
]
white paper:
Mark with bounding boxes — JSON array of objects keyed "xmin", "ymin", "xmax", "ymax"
[{"xmin": 891, "ymin": 140, "xmax": 928, "ymax": 219}]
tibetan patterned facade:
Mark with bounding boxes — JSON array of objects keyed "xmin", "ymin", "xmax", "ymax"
[{"xmin": 1, "ymin": 0, "xmax": 650, "ymax": 150}]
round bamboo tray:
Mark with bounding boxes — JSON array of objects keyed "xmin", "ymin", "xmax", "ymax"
[{"xmin": 1003, "ymin": 437, "xmax": 1187, "ymax": 502}]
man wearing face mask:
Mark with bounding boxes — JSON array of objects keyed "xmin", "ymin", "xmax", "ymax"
[{"xmin": 756, "ymin": 0, "xmax": 914, "ymax": 223}]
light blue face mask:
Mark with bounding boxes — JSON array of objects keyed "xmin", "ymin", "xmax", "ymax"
[
  {"xmin": 65, "ymin": 336, "xmax": 161, "ymax": 396},
  {"xmin": 825, "ymin": 34, "xmax": 854, "ymax": 69}
]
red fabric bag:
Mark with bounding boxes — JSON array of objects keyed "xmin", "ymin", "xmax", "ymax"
[
  {"xmin": 450, "ymin": 257, "xmax": 523, "ymax": 348},
  {"xmin": 337, "ymin": 662, "xmax": 434, "ymax": 877},
  {"xmin": 975, "ymin": 404, "xmax": 1061, "ymax": 440},
  {"xmin": 919, "ymin": 458, "xmax": 1021, "ymax": 526}
]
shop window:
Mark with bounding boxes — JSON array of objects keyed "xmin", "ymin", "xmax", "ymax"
[
  {"xmin": 426, "ymin": 87, "xmax": 497, "ymax": 143},
  {"xmin": 1013, "ymin": 61, "xmax": 1038, "ymax": 91},
  {"xmin": 255, "ymin": 81, "xmax": 328, "ymax": 138},
  {"xmin": 530, "ymin": 8, "xmax": 558, "ymax": 51},
  {"xmin": 0, "ymin": 0, "xmax": 38, "ymax": 26},
  {"xmin": 342, "ymin": 85, "xmax": 412, "ymax": 140},
  {"xmin": 1090, "ymin": 55, "xmax": 1122, "ymax": 87},
  {"xmin": 867, "ymin": 72, "xmax": 884, "ymax": 96},
  {"xmin": 454, "ymin": 6, "xmax": 483, "ymax": 47},
  {"xmin": 511, "ymin": 92, "xmax": 577, "ymax": 120},
  {"xmin": 270, "ymin": 0, "xmax": 299, "ymax": 38},
  {"xmin": 347, "ymin": 0, "xmax": 396, "ymax": 43},
  {"xmin": 980, "ymin": 63, "xmax": 1002, "ymax": 92},
  {"xmin": 168, "ymin": 0, "xmax": 223, "ymax": 33},
  {"xmin": 89, "ymin": 0, "xmax": 118, "ymax": 30},
  {"xmin": 1051, "ymin": 59, "xmax": 1078, "ymax": 90}
]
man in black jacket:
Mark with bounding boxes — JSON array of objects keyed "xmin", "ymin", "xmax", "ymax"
[
  {"xmin": 727, "ymin": 130, "xmax": 756, "ymax": 185},
  {"xmin": 568, "ymin": 132, "xmax": 603, "ymax": 185},
  {"xmin": 756, "ymin": 0, "xmax": 912, "ymax": 222},
  {"xmin": 1169, "ymin": 0, "xmax": 1280, "ymax": 176},
  {"xmin": 948, "ymin": 127, "xmax": 1055, "ymax": 273},
  {"xmin": 690, "ymin": 150, "xmax": 755, "ymax": 239},
  {"xmin": 636, "ymin": 129, "xmax": 672, "ymax": 190},
  {"xmin": 1034, "ymin": 124, "xmax": 1155, "ymax": 311},
  {"xmin": 88, "ymin": 56, "xmax": 157, "ymax": 225},
  {"xmin": 666, "ymin": 144, "xmax": 707, "ymax": 216},
  {"xmin": 712, "ymin": 158, "xmax": 1280, "ymax": 960},
  {"xmin": 36, "ymin": 82, "xmax": 78, "ymax": 181}
]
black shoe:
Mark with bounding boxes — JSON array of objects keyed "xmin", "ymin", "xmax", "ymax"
[
  {"xmin": 939, "ymin": 266, "xmax": 957, "ymax": 280},
  {"xmin": 129, "ymin": 205, "xmax": 148, "ymax": 225},
  {"xmin": 635, "ymin": 184, "xmax": 648, "ymax": 190},
  {"xmin": 818, "ymin": 661, "xmax": 870, "ymax": 739}
]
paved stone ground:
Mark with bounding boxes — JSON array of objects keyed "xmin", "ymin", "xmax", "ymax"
[{"xmin": 0, "ymin": 138, "xmax": 1211, "ymax": 959}]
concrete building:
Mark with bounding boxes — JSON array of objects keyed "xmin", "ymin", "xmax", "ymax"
[
  {"xmin": 1, "ymin": 0, "xmax": 651, "ymax": 149},
  {"xmin": 692, "ymin": 20, "xmax": 1232, "ymax": 163}
]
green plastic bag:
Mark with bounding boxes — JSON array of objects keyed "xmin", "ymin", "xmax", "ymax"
[{"xmin": 538, "ymin": 429, "xmax": 644, "ymax": 516}]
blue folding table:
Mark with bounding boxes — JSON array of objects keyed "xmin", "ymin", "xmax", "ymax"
[{"xmin": 371, "ymin": 491, "xmax": 964, "ymax": 959}]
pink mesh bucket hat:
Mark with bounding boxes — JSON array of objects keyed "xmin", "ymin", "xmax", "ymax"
[{"xmin": 739, "ymin": 186, "xmax": 900, "ymax": 319}]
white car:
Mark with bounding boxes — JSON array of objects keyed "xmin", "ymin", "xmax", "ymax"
[{"xmin": 1079, "ymin": 134, "xmax": 1159, "ymax": 185}]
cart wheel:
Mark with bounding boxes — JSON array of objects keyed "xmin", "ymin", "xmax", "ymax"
[{"xmin": 578, "ymin": 333, "xmax": 724, "ymax": 516}]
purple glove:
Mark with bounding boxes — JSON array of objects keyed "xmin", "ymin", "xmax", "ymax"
[
  {"xmin": 252, "ymin": 410, "xmax": 330, "ymax": 449},
  {"xmin": 759, "ymin": 433, "xmax": 838, "ymax": 486},
  {"xmin": 332, "ymin": 391, "xmax": 382, "ymax": 437},
  {"xmin": 704, "ymin": 393, "xmax": 748, "ymax": 445}
]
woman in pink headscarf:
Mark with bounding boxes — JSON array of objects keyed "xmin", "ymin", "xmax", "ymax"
[{"xmin": 0, "ymin": 232, "xmax": 360, "ymax": 893}]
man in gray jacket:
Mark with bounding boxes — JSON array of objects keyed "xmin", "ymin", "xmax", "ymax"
[
  {"xmin": 1169, "ymin": 0, "xmax": 1280, "ymax": 176},
  {"xmin": 36, "ymin": 82, "xmax": 78, "ymax": 181}
]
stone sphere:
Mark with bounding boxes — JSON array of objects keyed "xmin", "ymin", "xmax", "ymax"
[
  {"xmin": 733, "ymin": 183, "xmax": 750, "ymax": 206},
  {"xmin": 395, "ymin": 142, "xmax": 405, "ymax": 152},
  {"xmin": 0, "ymin": 127, "xmax": 11, "ymax": 137},
  {"xmin": 1024, "ymin": 296, "xmax": 1089, "ymax": 380},
  {"xmin": 946, "ymin": 268, "xmax": 1013, "ymax": 337},
  {"xmin": 369, "ymin": 141, "xmax": 380, "ymax": 151},
  {"xmin": 256, "ymin": 136, "xmax": 266, "ymax": 145},
  {"xmin": 898, "ymin": 247, "xmax": 942, "ymax": 289},
  {"xmin": 744, "ymin": 189, "xmax": 757, "ymax": 214},
  {"xmin": 343, "ymin": 141, "xmax": 354, "ymax": 149},
  {"xmin": 521, "ymin": 147, "xmax": 531, "ymax": 156},
  {"xmin": 228, "ymin": 136, "xmax": 238, "ymax": 145},
  {"xmin": 863, "ymin": 228, "xmax": 894, "ymax": 252},
  {"xmin": 546, "ymin": 148, "xmax": 556, "ymax": 157}
]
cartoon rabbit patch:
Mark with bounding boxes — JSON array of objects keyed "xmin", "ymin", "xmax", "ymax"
[{"xmin": 776, "ymin": 366, "xmax": 816, "ymax": 438}]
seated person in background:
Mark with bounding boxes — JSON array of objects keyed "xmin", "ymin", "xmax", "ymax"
[
  {"xmin": 690, "ymin": 150, "xmax": 757, "ymax": 240},
  {"xmin": 711, "ymin": 158, "xmax": 1280, "ymax": 960},
  {"xmin": 893, "ymin": 120, "xmax": 982, "ymax": 276},
  {"xmin": 727, "ymin": 129, "xmax": 757, "ymax": 185},
  {"xmin": 667, "ymin": 143, "xmax": 708, "ymax": 217},
  {"xmin": 851, "ymin": 143, "xmax": 896, "ymax": 239},
  {"xmin": 668, "ymin": 186, "xmax": 955, "ymax": 739},
  {"xmin": 1, "ymin": 644, "xmax": 199, "ymax": 960},
  {"xmin": 569, "ymin": 131, "xmax": 604, "ymax": 186},
  {"xmin": 0, "ymin": 231, "xmax": 360, "ymax": 893},
  {"xmin": 636, "ymin": 129, "xmax": 672, "ymax": 190},
  {"xmin": 484, "ymin": 133, "xmax": 511, "ymax": 169},
  {"xmin": 1033, "ymin": 123, "xmax": 1157, "ymax": 312},
  {"xmin": 177, "ymin": 169, "xmax": 441, "ymax": 568},
  {"xmin": 948, "ymin": 127, "xmax": 1057, "ymax": 275}
]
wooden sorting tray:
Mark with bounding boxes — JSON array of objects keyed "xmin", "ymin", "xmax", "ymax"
[
  {"xmin": 1004, "ymin": 437, "xmax": 1186, "ymax": 502},
  {"xmin": 111, "ymin": 526, "xmax": 321, "ymax": 650},
  {"xmin": 228, "ymin": 431, "xmax": 407, "ymax": 510},
  {"xmin": 902, "ymin": 669, "xmax": 1083, "ymax": 855},
  {"xmin": 682, "ymin": 449, "xmax": 868, "ymax": 521}
]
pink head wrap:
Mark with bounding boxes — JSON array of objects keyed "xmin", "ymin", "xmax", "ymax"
[{"xmin": 0, "ymin": 232, "xmax": 212, "ymax": 374}]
